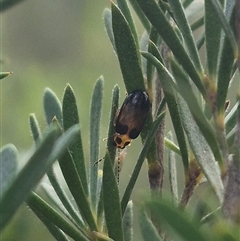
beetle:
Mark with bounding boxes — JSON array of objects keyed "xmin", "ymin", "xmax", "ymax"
[{"xmin": 113, "ymin": 90, "xmax": 151, "ymax": 149}]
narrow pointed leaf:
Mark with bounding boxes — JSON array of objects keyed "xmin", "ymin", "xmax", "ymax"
[
  {"xmin": 209, "ymin": 0, "xmax": 238, "ymax": 57},
  {"xmin": 92, "ymin": 232, "xmax": 115, "ymax": 241},
  {"xmin": 96, "ymin": 86, "xmax": 119, "ymax": 224},
  {"xmin": 128, "ymin": 0, "xmax": 151, "ymax": 32},
  {"xmin": 216, "ymin": 2, "xmax": 236, "ymax": 113},
  {"xmin": 44, "ymin": 123, "xmax": 94, "ymax": 230},
  {"xmin": 29, "ymin": 114, "xmax": 84, "ymax": 228},
  {"xmin": 164, "ymin": 137, "xmax": 181, "ymax": 156},
  {"xmin": 225, "ymin": 102, "xmax": 238, "ymax": 134},
  {"xmin": 205, "ymin": 0, "xmax": 224, "ymax": 79},
  {"xmin": 167, "ymin": 132, "xmax": 179, "ymax": 205},
  {"xmin": 103, "ymin": 8, "xmax": 116, "ymax": 52},
  {"xmin": 107, "ymin": 85, "xmax": 119, "ymax": 163},
  {"xmin": 40, "ymin": 183, "xmax": 84, "ymax": 229},
  {"xmin": 29, "ymin": 114, "xmax": 42, "ymax": 143},
  {"xmin": 142, "ymin": 49, "xmax": 189, "ymax": 174},
  {"xmin": 58, "ymin": 144, "xmax": 98, "ymax": 231},
  {"xmin": 168, "ymin": 0, "xmax": 203, "ymax": 73},
  {"xmin": 103, "ymin": 151, "xmax": 124, "ymax": 241},
  {"xmin": 62, "ymin": 84, "xmax": 88, "ymax": 196},
  {"xmin": 226, "ymin": 125, "xmax": 236, "ymax": 148},
  {"xmin": 111, "ymin": 2, "xmax": 145, "ymax": 92},
  {"xmin": 29, "ymin": 201, "xmax": 71, "ymax": 241},
  {"xmin": 0, "ymin": 144, "xmax": 18, "ymax": 196},
  {"xmin": 190, "ymin": 16, "xmax": 204, "ymax": 31},
  {"xmin": 136, "ymin": 0, "xmax": 206, "ymax": 97},
  {"xmin": 0, "ymin": 0, "xmax": 25, "ymax": 12},
  {"xmin": 117, "ymin": 0, "xmax": 140, "ymax": 53},
  {"xmin": 26, "ymin": 192, "xmax": 87, "ymax": 241},
  {"xmin": 169, "ymin": 57, "xmax": 224, "ymax": 167},
  {"xmin": 182, "ymin": 0, "xmax": 194, "ymax": 9},
  {"xmin": 89, "ymin": 77, "xmax": 104, "ymax": 209},
  {"xmin": 121, "ymin": 111, "xmax": 166, "ymax": 213},
  {"xmin": 196, "ymin": 32, "xmax": 205, "ymax": 50},
  {"xmin": 147, "ymin": 37, "xmax": 161, "ymax": 96},
  {"xmin": 122, "ymin": 201, "xmax": 133, "ymax": 241},
  {"xmin": 0, "ymin": 123, "xmax": 74, "ymax": 231},
  {"xmin": 177, "ymin": 96, "xmax": 224, "ymax": 203},
  {"xmin": 0, "ymin": 71, "xmax": 12, "ymax": 79},
  {"xmin": 139, "ymin": 209, "xmax": 162, "ymax": 241},
  {"xmin": 43, "ymin": 88, "xmax": 63, "ymax": 126}
]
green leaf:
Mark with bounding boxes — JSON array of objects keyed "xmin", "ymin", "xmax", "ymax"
[
  {"xmin": 190, "ymin": 16, "xmax": 204, "ymax": 31},
  {"xmin": 40, "ymin": 182, "xmax": 84, "ymax": 229},
  {"xmin": 106, "ymin": 85, "xmax": 119, "ymax": 163},
  {"xmin": 145, "ymin": 33, "xmax": 160, "ymax": 96},
  {"xmin": 58, "ymin": 141, "xmax": 98, "ymax": 231},
  {"xmin": 96, "ymin": 85, "xmax": 119, "ymax": 225},
  {"xmin": 103, "ymin": 151, "xmax": 124, "ymax": 241},
  {"xmin": 96, "ymin": 169, "xmax": 104, "ymax": 227},
  {"xmin": 0, "ymin": 0, "xmax": 25, "ymax": 12},
  {"xmin": 144, "ymin": 200, "xmax": 210, "ymax": 241},
  {"xmin": 62, "ymin": 84, "xmax": 88, "ymax": 196},
  {"xmin": 121, "ymin": 111, "xmax": 166, "ymax": 213},
  {"xmin": 167, "ymin": 132, "xmax": 179, "ymax": 205},
  {"xmin": 142, "ymin": 49, "xmax": 189, "ymax": 174},
  {"xmin": 205, "ymin": 0, "xmax": 224, "ymax": 79},
  {"xmin": 122, "ymin": 201, "xmax": 133, "ymax": 241},
  {"xmin": 209, "ymin": 0, "xmax": 238, "ymax": 58},
  {"xmin": 103, "ymin": 8, "xmax": 116, "ymax": 52},
  {"xmin": 225, "ymin": 102, "xmax": 238, "ymax": 134},
  {"xmin": 26, "ymin": 192, "xmax": 87, "ymax": 241},
  {"xmin": 29, "ymin": 113, "xmax": 84, "ymax": 229},
  {"xmin": 168, "ymin": 0, "xmax": 203, "ymax": 73},
  {"xmin": 139, "ymin": 209, "xmax": 162, "ymax": 241},
  {"xmin": 182, "ymin": 0, "xmax": 194, "ymax": 9},
  {"xmin": 43, "ymin": 88, "xmax": 63, "ymax": 126},
  {"xmin": 195, "ymin": 31, "xmax": 205, "ymax": 50},
  {"xmin": 177, "ymin": 96, "xmax": 224, "ymax": 203},
  {"xmin": 169, "ymin": 58, "xmax": 224, "ymax": 168},
  {"xmin": 92, "ymin": 232, "xmax": 115, "ymax": 241},
  {"xmin": 164, "ymin": 137, "xmax": 181, "ymax": 156},
  {"xmin": 29, "ymin": 114, "xmax": 42, "ymax": 143},
  {"xmin": 28, "ymin": 196, "xmax": 71, "ymax": 241},
  {"xmin": 226, "ymin": 125, "xmax": 236, "ymax": 148},
  {"xmin": 0, "ymin": 123, "xmax": 79, "ymax": 231},
  {"xmin": 128, "ymin": 0, "xmax": 150, "ymax": 32},
  {"xmin": 136, "ymin": 0, "xmax": 206, "ymax": 97},
  {"xmin": 111, "ymin": 2, "xmax": 145, "ymax": 92},
  {"xmin": 117, "ymin": 0, "xmax": 140, "ymax": 53},
  {"xmin": 89, "ymin": 77, "xmax": 104, "ymax": 209},
  {"xmin": 0, "ymin": 71, "xmax": 12, "ymax": 79},
  {"xmin": 0, "ymin": 124, "xmax": 60, "ymax": 230},
  {"xmin": 0, "ymin": 144, "xmax": 18, "ymax": 196},
  {"xmin": 216, "ymin": 2, "xmax": 236, "ymax": 114},
  {"xmin": 140, "ymin": 31, "xmax": 151, "ymax": 78}
]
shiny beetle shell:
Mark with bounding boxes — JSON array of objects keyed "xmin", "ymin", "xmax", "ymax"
[{"xmin": 113, "ymin": 90, "xmax": 151, "ymax": 149}]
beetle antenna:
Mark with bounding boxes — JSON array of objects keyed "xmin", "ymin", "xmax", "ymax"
[
  {"xmin": 94, "ymin": 157, "xmax": 104, "ymax": 166},
  {"xmin": 117, "ymin": 149, "xmax": 120, "ymax": 185},
  {"xmin": 114, "ymin": 148, "xmax": 127, "ymax": 185}
]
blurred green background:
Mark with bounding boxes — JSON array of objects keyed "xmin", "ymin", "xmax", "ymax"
[{"xmin": 1, "ymin": 1, "xmax": 239, "ymax": 240}]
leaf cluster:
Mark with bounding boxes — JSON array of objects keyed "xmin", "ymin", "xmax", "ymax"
[{"xmin": 1, "ymin": 0, "xmax": 240, "ymax": 240}]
